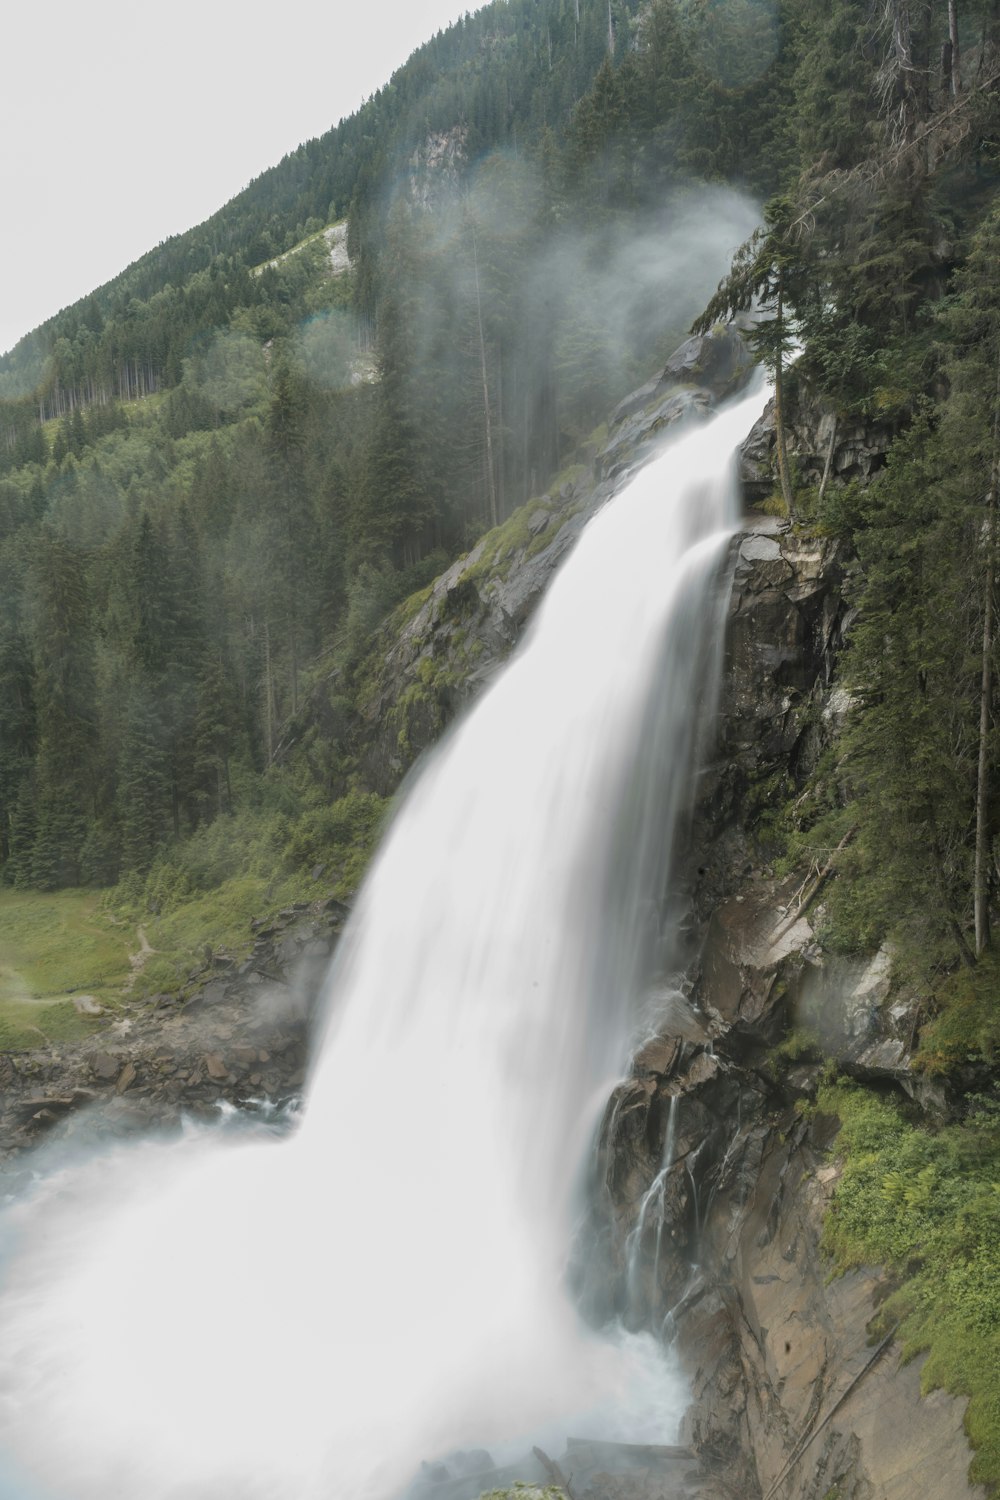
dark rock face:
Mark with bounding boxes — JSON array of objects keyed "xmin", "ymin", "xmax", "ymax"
[
  {"xmin": 576, "ymin": 522, "xmax": 985, "ymax": 1496},
  {"xmin": 599, "ymin": 387, "xmax": 715, "ymax": 479},
  {"xmin": 709, "ymin": 523, "xmax": 849, "ymax": 830},
  {"xmin": 588, "ymin": 888, "xmax": 987, "ymax": 1500},
  {"xmin": 677, "ymin": 1106, "xmax": 983, "ymax": 1500},
  {"xmin": 739, "ymin": 398, "xmax": 894, "ymax": 506}
]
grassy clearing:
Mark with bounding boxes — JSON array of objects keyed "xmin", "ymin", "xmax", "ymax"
[
  {"xmin": 0, "ymin": 889, "xmax": 133, "ymax": 1048},
  {"xmin": 1, "ymin": 788, "xmax": 390, "ymax": 1030},
  {"xmin": 816, "ymin": 1080, "xmax": 1000, "ymax": 1486}
]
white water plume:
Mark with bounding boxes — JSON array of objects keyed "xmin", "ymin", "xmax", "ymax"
[{"xmin": 0, "ymin": 384, "xmax": 762, "ymax": 1500}]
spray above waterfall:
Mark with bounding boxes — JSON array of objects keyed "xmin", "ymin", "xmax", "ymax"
[{"xmin": 0, "ymin": 381, "xmax": 763, "ymax": 1500}]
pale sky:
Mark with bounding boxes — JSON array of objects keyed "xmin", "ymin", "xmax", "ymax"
[{"xmin": 0, "ymin": 0, "xmax": 471, "ymax": 356}]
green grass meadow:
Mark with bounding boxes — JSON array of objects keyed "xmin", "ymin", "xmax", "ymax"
[{"xmin": 0, "ymin": 889, "xmax": 133, "ymax": 1049}]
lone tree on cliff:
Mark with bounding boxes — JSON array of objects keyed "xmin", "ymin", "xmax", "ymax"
[{"xmin": 692, "ymin": 194, "xmax": 810, "ymax": 524}]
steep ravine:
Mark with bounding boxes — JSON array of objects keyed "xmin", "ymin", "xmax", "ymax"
[{"xmin": 0, "ymin": 331, "xmax": 982, "ymax": 1498}]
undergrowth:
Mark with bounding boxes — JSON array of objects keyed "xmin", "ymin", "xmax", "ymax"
[
  {"xmin": 913, "ymin": 953, "xmax": 1000, "ymax": 1076},
  {"xmin": 479, "ymin": 1488, "xmax": 562, "ymax": 1500},
  {"xmin": 817, "ymin": 1080, "xmax": 1000, "ymax": 1486},
  {"xmin": 108, "ymin": 787, "xmax": 389, "ymax": 999}
]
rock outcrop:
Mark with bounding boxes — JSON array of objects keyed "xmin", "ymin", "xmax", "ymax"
[
  {"xmin": 586, "ymin": 885, "xmax": 986, "ymax": 1500},
  {"xmin": 739, "ymin": 398, "xmax": 895, "ymax": 506}
]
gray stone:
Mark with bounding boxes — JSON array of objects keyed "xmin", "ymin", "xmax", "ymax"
[
  {"xmin": 115, "ymin": 1062, "xmax": 137, "ymax": 1094},
  {"xmin": 739, "ymin": 534, "xmax": 781, "ymax": 563}
]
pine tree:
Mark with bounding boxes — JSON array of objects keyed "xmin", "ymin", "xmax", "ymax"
[
  {"xmin": 117, "ymin": 681, "xmax": 170, "ymax": 875},
  {"xmin": 693, "ymin": 194, "xmax": 815, "ymax": 520},
  {"xmin": 24, "ymin": 529, "xmax": 97, "ymax": 887},
  {"xmin": 826, "ymin": 206, "xmax": 1000, "ymax": 966}
]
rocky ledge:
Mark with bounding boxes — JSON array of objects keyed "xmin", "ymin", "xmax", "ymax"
[{"xmin": 584, "ymin": 884, "xmax": 985, "ymax": 1500}]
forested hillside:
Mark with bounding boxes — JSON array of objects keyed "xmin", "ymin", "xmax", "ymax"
[
  {"xmin": 0, "ymin": 0, "xmax": 777, "ymax": 907},
  {"xmin": 4, "ymin": 0, "xmax": 1000, "ymax": 1018}
]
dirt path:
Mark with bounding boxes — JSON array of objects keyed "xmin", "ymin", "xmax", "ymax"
[{"xmin": 123, "ymin": 925, "xmax": 154, "ymax": 994}]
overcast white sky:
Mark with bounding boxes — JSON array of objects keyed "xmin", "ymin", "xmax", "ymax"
[{"xmin": 0, "ymin": 0, "xmax": 471, "ymax": 356}]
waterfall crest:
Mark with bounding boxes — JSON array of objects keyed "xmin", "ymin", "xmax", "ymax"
[{"xmin": 0, "ymin": 385, "xmax": 762, "ymax": 1500}]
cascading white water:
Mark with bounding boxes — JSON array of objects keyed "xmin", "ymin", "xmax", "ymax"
[
  {"xmin": 625, "ymin": 1094, "xmax": 680, "ymax": 1320},
  {"xmin": 0, "ymin": 384, "xmax": 761, "ymax": 1500}
]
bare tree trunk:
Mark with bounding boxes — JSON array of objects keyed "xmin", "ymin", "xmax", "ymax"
[
  {"xmin": 469, "ymin": 220, "xmax": 498, "ymax": 529},
  {"xmin": 948, "ymin": 0, "xmax": 961, "ymax": 96},
  {"xmin": 817, "ymin": 413, "xmax": 838, "ymax": 507},
  {"xmin": 974, "ymin": 354, "xmax": 999, "ymax": 954},
  {"xmin": 773, "ymin": 284, "xmax": 798, "ymax": 524},
  {"xmin": 290, "ymin": 621, "xmax": 299, "ymax": 717},
  {"xmin": 497, "ymin": 339, "xmax": 506, "ymax": 520},
  {"xmin": 263, "ymin": 620, "xmax": 275, "ymax": 764}
]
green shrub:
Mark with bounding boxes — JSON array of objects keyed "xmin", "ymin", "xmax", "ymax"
[
  {"xmin": 281, "ymin": 788, "xmax": 388, "ymax": 895},
  {"xmin": 817, "ymin": 1080, "xmax": 1000, "ymax": 1485},
  {"xmin": 914, "ymin": 954, "xmax": 1000, "ymax": 1075}
]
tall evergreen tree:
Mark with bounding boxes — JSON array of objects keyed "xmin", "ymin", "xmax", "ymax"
[{"xmin": 24, "ymin": 529, "xmax": 97, "ymax": 886}]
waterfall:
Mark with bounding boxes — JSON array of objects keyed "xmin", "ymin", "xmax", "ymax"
[{"xmin": 0, "ymin": 384, "xmax": 761, "ymax": 1500}]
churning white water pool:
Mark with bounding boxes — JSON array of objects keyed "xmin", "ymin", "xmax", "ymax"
[{"xmin": 0, "ymin": 384, "xmax": 762, "ymax": 1500}]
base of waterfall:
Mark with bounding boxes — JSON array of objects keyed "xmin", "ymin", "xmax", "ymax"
[{"xmin": 0, "ymin": 1115, "xmax": 687, "ymax": 1500}]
